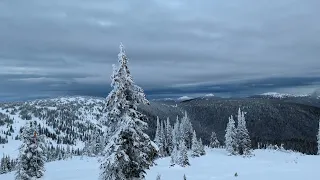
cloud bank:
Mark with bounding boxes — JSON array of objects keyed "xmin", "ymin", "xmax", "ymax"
[{"xmin": 0, "ymin": 0, "xmax": 319, "ymax": 101}]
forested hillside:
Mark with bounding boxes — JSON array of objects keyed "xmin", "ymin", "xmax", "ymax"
[{"xmin": 1, "ymin": 94, "xmax": 319, "ymax": 162}]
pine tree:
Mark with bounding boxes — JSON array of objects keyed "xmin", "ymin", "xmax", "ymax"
[
  {"xmin": 160, "ymin": 120, "xmax": 166, "ymax": 156},
  {"xmin": 66, "ymin": 145, "xmax": 71, "ymax": 159},
  {"xmin": 0, "ymin": 155, "xmax": 6, "ymax": 174},
  {"xmin": 183, "ymin": 174, "xmax": 187, "ymax": 180},
  {"xmin": 99, "ymin": 135, "xmax": 106, "ymax": 156},
  {"xmin": 100, "ymin": 43, "xmax": 158, "ymax": 180},
  {"xmin": 91, "ymin": 131, "xmax": 103, "ymax": 156},
  {"xmin": 170, "ymin": 145, "xmax": 178, "ymax": 166},
  {"xmin": 209, "ymin": 131, "xmax": 220, "ymax": 148},
  {"xmin": 156, "ymin": 174, "xmax": 161, "ymax": 180},
  {"xmin": 172, "ymin": 116, "xmax": 180, "ymax": 148},
  {"xmin": 15, "ymin": 121, "xmax": 46, "ymax": 180},
  {"xmin": 191, "ymin": 130, "xmax": 200, "ymax": 157},
  {"xmin": 6, "ymin": 155, "xmax": 11, "ymax": 172},
  {"xmin": 317, "ymin": 118, "xmax": 320, "ymax": 155},
  {"xmin": 199, "ymin": 138, "xmax": 206, "ymax": 156},
  {"xmin": 180, "ymin": 111, "xmax": 193, "ymax": 149},
  {"xmin": 82, "ymin": 141, "xmax": 91, "ymax": 156},
  {"xmin": 177, "ymin": 140, "xmax": 190, "ymax": 167},
  {"xmin": 225, "ymin": 115, "xmax": 237, "ymax": 155},
  {"xmin": 154, "ymin": 116, "xmax": 161, "ymax": 149},
  {"xmin": 165, "ymin": 117, "xmax": 173, "ymax": 155},
  {"xmin": 236, "ymin": 108, "xmax": 251, "ymax": 156}
]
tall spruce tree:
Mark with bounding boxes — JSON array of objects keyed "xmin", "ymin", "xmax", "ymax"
[
  {"xmin": 0, "ymin": 155, "xmax": 8, "ymax": 174},
  {"xmin": 160, "ymin": 120, "xmax": 166, "ymax": 156},
  {"xmin": 191, "ymin": 130, "xmax": 200, "ymax": 157},
  {"xmin": 170, "ymin": 145, "xmax": 178, "ymax": 166},
  {"xmin": 225, "ymin": 115, "xmax": 237, "ymax": 155},
  {"xmin": 178, "ymin": 140, "xmax": 190, "ymax": 167},
  {"xmin": 236, "ymin": 108, "xmax": 251, "ymax": 155},
  {"xmin": 165, "ymin": 117, "xmax": 173, "ymax": 155},
  {"xmin": 172, "ymin": 116, "xmax": 180, "ymax": 148},
  {"xmin": 317, "ymin": 118, "xmax": 320, "ymax": 155},
  {"xmin": 154, "ymin": 117, "xmax": 161, "ymax": 148},
  {"xmin": 15, "ymin": 121, "xmax": 46, "ymax": 180},
  {"xmin": 199, "ymin": 138, "xmax": 206, "ymax": 156},
  {"xmin": 100, "ymin": 43, "xmax": 158, "ymax": 180},
  {"xmin": 209, "ymin": 131, "xmax": 220, "ymax": 148},
  {"xmin": 180, "ymin": 111, "xmax": 193, "ymax": 149}
]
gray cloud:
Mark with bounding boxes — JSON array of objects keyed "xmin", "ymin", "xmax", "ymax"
[{"xmin": 0, "ymin": 0, "xmax": 320, "ymax": 101}]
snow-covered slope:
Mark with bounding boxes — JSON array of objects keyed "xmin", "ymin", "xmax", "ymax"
[
  {"xmin": 259, "ymin": 92, "xmax": 309, "ymax": 99},
  {"xmin": 1, "ymin": 148, "xmax": 319, "ymax": 180},
  {"xmin": 0, "ymin": 96, "xmax": 107, "ymax": 159},
  {"xmin": 177, "ymin": 96, "xmax": 193, "ymax": 101}
]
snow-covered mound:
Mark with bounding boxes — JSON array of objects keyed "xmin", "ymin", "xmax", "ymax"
[
  {"xmin": 1, "ymin": 148, "xmax": 319, "ymax": 180},
  {"xmin": 204, "ymin": 93, "xmax": 215, "ymax": 97},
  {"xmin": 177, "ymin": 96, "xmax": 193, "ymax": 101},
  {"xmin": 259, "ymin": 92, "xmax": 309, "ymax": 99}
]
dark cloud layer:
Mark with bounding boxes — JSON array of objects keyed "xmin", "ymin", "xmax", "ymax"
[{"xmin": 0, "ymin": 0, "xmax": 320, "ymax": 101}]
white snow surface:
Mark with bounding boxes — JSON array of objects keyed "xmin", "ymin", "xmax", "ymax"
[
  {"xmin": 205, "ymin": 93, "xmax": 215, "ymax": 97},
  {"xmin": 177, "ymin": 96, "xmax": 193, "ymax": 101},
  {"xmin": 1, "ymin": 148, "xmax": 319, "ymax": 180},
  {"xmin": 261, "ymin": 92, "xmax": 309, "ymax": 98}
]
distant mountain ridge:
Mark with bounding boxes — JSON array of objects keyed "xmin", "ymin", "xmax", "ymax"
[{"xmin": 1, "ymin": 95, "xmax": 320, "ymax": 156}]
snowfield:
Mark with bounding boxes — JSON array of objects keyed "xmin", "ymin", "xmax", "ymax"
[{"xmin": 1, "ymin": 148, "xmax": 319, "ymax": 180}]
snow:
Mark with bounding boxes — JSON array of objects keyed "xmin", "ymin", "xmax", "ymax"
[
  {"xmin": 205, "ymin": 93, "xmax": 215, "ymax": 97},
  {"xmin": 261, "ymin": 92, "xmax": 309, "ymax": 98},
  {"xmin": 177, "ymin": 96, "xmax": 192, "ymax": 101},
  {"xmin": 0, "ymin": 96, "xmax": 106, "ymax": 159},
  {"xmin": 1, "ymin": 148, "xmax": 320, "ymax": 180}
]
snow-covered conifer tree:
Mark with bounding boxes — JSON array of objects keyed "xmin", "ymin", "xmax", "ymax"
[
  {"xmin": 91, "ymin": 131, "xmax": 104, "ymax": 156},
  {"xmin": 100, "ymin": 43, "xmax": 158, "ymax": 180},
  {"xmin": 66, "ymin": 145, "xmax": 71, "ymax": 159},
  {"xmin": 236, "ymin": 108, "xmax": 251, "ymax": 155},
  {"xmin": 166, "ymin": 117, "xmax": 173, "ymax": 155},
  {"xmin": 98, "ymin": 135, "xmax": 106, "ymax": 156},
  {"xmin": 172, "ymin": 116, "xmax": 180, "ymax": 148},
  {"xmin": 199, "ymin": 138, "xmax": 206, "ymax": 156},
  {"xmin": 209, "ymin": 131, "xmax": 220, "ymax": 148},
  {"xmin": 225, "ymin": 115, "xmax": 237, "ymax": 155},
  {"xmin": 156, "ymin": 174, "xmax": 161, "ymax": 180},
  {"xmin": 317, "ymin": 118, "xmax": 320, "ymax": 155},
  {"xmin": 154, "ymin": 117, "xmax": 161, "ymax": 147},
  {"xmin": 160, "ymin": 120, "xmax": 166, "ymax": 156},
  {"xmin": 82, "ymin": 141, "xmax": 91, "ymax": 157},
  {"xmin": 177, "ymin": 140, "xmax": 190, "ymax": 167},
  {"xmin": 0, "ymin": 155, "xmax": 8, "ymax": 174},
  {"xmin": 191, "ymin": 130, "xmax": 200, "ymax": 157},
  {"xmin": 16, "ymin": 121, "xmax": 46, "ymax": 180},
  {"xmin": 170, "ymin": 145, "xmax": 178, "ymax": 166},
  {"xmin": 180, "ymin": 111, "xmax": 193, "ymax": 149}
]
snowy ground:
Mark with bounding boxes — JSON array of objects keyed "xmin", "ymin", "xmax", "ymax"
[{"xmin": 1, "ymin": 148, "xmax": 319, "ymax": 180}]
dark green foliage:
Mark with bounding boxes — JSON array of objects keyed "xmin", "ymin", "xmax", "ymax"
[
  {"xmin": 0, "ymin": 154, "xmax": 17, "ymax": 174},
  {"xmin": 139, "ymin": 97, "xmax": 320, "ymax": 155}
]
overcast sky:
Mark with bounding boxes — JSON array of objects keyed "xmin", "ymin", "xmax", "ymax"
[{"xmin": 0, "ymin": 0, "xmax": 320, "ymax": 101}]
